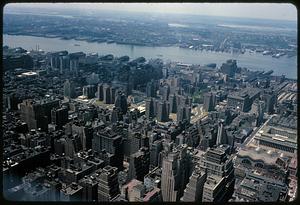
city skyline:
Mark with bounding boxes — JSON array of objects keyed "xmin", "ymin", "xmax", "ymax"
[
  {"xmin": 2, "ymin": 2, "xmax": 298, "ymax": 203},
  {"xmin": 5, "ymin": 3, "xmax": 297, "ymax": 21}
]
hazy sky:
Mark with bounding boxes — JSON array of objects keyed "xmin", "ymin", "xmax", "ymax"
[{"xmin": 5, "ymin": 3, "xmax": 297, "ymax": 21}]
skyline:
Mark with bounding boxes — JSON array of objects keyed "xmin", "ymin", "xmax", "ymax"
[{"xmin": 5, "ymin": 3, "xmax": 297, "ymax": 21}]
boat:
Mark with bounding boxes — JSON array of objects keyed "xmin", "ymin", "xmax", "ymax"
[{"xmin": 74, "ymin": 44, "xmax": 80, "ymax": 46}]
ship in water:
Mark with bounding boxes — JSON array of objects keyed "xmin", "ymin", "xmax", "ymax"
[{"xmin": 74, "ymin": 44, "xmax": 80, "ymax": 46}]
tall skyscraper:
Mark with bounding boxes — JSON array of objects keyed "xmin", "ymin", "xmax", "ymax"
[
  {"xmin": 83, "ymin": 85, "xmax": 96, "ymax": 99},
  {"xmin": 110, "ymin": 87, "xmax": 117, "ymax": 105},
  {"xmin": 161, "ymin": 144, "xmax": 190, "ymax": 201},
  {"xmin": 216, "ymin": 119, "xmax": 226, "ymax": 146},
  {"xmin": 128, "ymin": 147, "xmax": 150, "ymax": 181},
  {"xmin": 92, "ymin": 129, "xmax": 123, "ymax": 170},
  {"xmin": 103, "ymin": 84, "xmax": 111, "ymax": 104},
  {"xmin": 64, "ymin": 80, "xmax": 76, "ymax": 99},
  {"xmin": 156, "ymin": 101, "xmax": 169, "ymax": 122},
  {"xmin": 97, "ymin": 83, "xmax": 104, "ymax": 101},
  {"xmin": 51, "ymin": 107, "xmax": 69, "ymax": 129},
  {"xmin": 199, "ymin": 146, "xmax": 235, "ymax": 202},
  {"xmin": 203, "ymin": 92, "xmax": 215, "ymax": 112},
  {"xmin": 169, "ymin": 94, "xmax": 177, "ymax": 113},
  {"xmin": 261, "ymin": 91, "xmax": 276, "ymax": 114},
  {"xmin": 98, "ymin": 166, "xmax": 120, "ymax": 201},
  {"xmin": 114, "ymin": 91, "xmax": 128, "ymax": 115},
  {"xmin": 145, "ymin": 98, "xmax": 155, "ymax": 120},
  {"xmin": 69, "ymin": 57, "xmax": 79, "ymax": 76},
  {"xmin": 59, "ymin": 54, "xmax": 70, "ymax": 74},
  {"xmin": 162, "ymin": 85, "xmax": 170, "ymax": 101},
  {"xmin": 181, "ymin": 168, "xmax": 207, "ymax": 202},
  {"xmin": 20, "ymin": 99, "xmax": 60, "ymax": 131},
  {"xmin": 251, "ymin": 99, "xmax": 265, "ymax": 126},
  {"xmin": 177, "ymin": 105, "xmax": 191, "ymax": 123},
  {"xmin": 150, "ymin": 140, "xmax": 162, "ymax": 169},
  {"xmin": 146, "ymin": 80, "xmax": 157, "ymax": 98}
]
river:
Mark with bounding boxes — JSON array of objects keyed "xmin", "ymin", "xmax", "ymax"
[{"xmin": 3, "ymin": 34, "xmax": 297, "ymax": 79}]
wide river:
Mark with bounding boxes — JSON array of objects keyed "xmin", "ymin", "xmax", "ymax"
[{"xmin": 3, "ymin": 34, "xmax": 297, "ymax": 79}]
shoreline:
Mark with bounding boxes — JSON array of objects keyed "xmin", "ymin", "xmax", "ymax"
[{"xmin": 4, "ymin": 32, "xmax": 296, "ymax": 59}]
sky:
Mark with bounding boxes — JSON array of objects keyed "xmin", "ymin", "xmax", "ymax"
[{"xmin": 5, "ymin": 3, "xmax": 297, "ymax": 21}]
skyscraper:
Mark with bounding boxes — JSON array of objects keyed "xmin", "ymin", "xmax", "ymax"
[
  {"xmin": 146, "ymin": 80, "xmax": 157, "ymax": 98},
  {"xmin": 203, "ymin": 92, "xmax": 215, "ymax": 112},
  {"xmin": 216, "ymin": 119, "xmax": 226, "ymax": 146},
  {"xmin": 177, "ymin": 105, "xmax": 191, "ymax": 123},
  {"xmin": 92, "ymin": 128, "xmax": 123, "ymax": 170},
  {"xmin": 83, "ymin": 85, "xmax": 96, "ymax": 99},
  {"xmin": 156, "ymin": 101, "xmax": 169, "ymax": 122},
  {"xmin": 261, "ymin": 91, "xmax": 276, "ymax": 114},
  {"xmin": 51, "ymin": 107, "xmax": 69, "ymax": 129},
  {"xmin": 150, "ymin": 140, "xmax": 162, "ymax": 169},
  {"xmin": 181, "ymin": 168, "xmax": 207, "ymax": 202},
  {"xmin": 64, "ymin": 80, "xmax": 76, "ymax": 99},
  {"xmin": 103, "ymin": 84, "xmax": 111, "ymax": 104},
  {"xmin": 97, "ymin": 83, "xmax": 104, "ymax": 101},
  {"xmin": 161, "ymin": 144, "xmax": 190, "ymax": 201},
  {"xmin": 145, "ymin": 98, "xmax": 155, "ymax": 120},
  {"xmin": 114, "ymin": 91, "xmax": 128, "ymax": 115},
  {"xmin": 128, "ymin": 147, "xmax": 150, "ymax": 181},
  {"xmin": 199, "ymin": 145, "xmax": 235, "ymax": 202},
  {"xmin": 98, "ymin": 166, "xmax": 120, "ymax": 201},
  {"xmin": 20, "ymin": 99, "xmax": 60, "ymax": 131},
  {"xmin": 169, "ymin": 94, "xmax": 177, "ymax": 113}
]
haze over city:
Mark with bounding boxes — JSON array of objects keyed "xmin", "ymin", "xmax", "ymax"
[
  {"xmin": 2, "ymin": 3, "xmax": 298, "ymax": 203},
  {"xmin": 5, "ymin": 3, "xmax": 297, "ymax": 21}
]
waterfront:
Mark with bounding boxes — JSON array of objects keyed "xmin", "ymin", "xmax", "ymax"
[{"xmin": 3, "ymin": 34, "xmax": 297, "ymax": 78}]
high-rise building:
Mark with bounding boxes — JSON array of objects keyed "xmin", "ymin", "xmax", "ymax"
[
  {"xmin": 146, "ymin": 80, "xmax": 157, "ymax": 98},
  {"xmin": 49, "ymin": 52, "xmax": 61, "ymax": 69},
  {"xmin": 156, "ymin": 101, "xmax": 169, "ymax": 122},
  {"xmin": 261, "ymin": 91, "xmax": 276, "ymax": 114},
  {"xmin": 60, "ymin": 182, "xmax": 83, "ymax": 201},
  {"xmin": 83, "ymin": 85, "xmax": 96, "ymax": 99},
  {"xmin": 110, "ymin": 87, "xmax": 117, "ymax": 105},
  {"xmin": 251, "ymin": 100, "xmax": 265, "ymax": 126},
  {"xmin": 127, "ymin": 132, "xmax": 149, "ymax": 156},
  {"xmin": 220, "ymin": 59, "xmax": 238, "ymax": 77},
  {"xmin": 169, "ymin": 94, "xmax": 177, "ymax": 113},
  {"xmin": 97, "ymin": 83, "xmax": 104, "ymax": 101},
  {"xmin": 103, "ymin": 84, "xmax": 112, "ymax": 104},
  {"xmin": 199, "ymin": 146, "xmax": 235, "ymax": 202},
  {"xmin": 64, "ymin": 80, "xmax": 76, "ymax": 99},
  {"xmin": 145, "ymin": 98, "xmax": 155, "ymax": 120},
  {"xmin": 216, "ymin": 119, "xmax": 226, "ymax": 146},
  {"xmin": 128, "ymin": 147, "xmax": 150, "ymax": 181},
  {"xmin": 177, "ymin": 105, "xmax": 191, "ymax": 123},
  {"xmin": 59, "ymin": 54, "xmax": 70, "ymax": 74},
  {"xmin": 202, "ymin": 175, "xmax": 226, "ymax": 202},
  {"xmin": 161, "ymin": 144, "xmax": 190, "ymax": 201},
  {"xmin": 227, "ymin": 88, "xmax": 260, "ymax": 112},
  {"xmin": 78, "ymin": 175, "xmax": 99, "ymax": 202},
  {"xmin": 150, "ymin": 140, "xmax": 163, "ymax": 169},
  {"xmin": 114, "ymin": 91, "xmax": 128, "ymax": 114},
  {"xmin": 180, "ymin": 168, "xmax": 207, "ymax": 202},
  {"xmin": 69, "ymin": 58, "xmax": 79, "ymax": 76},
  {"xmin": 20, "ymin": 99, "xmax": 60, "ymax": 131},
  {"xmin": 51, "ymin": 107, "xmax": 68, "ymax": 128},
  {"xmin": 203, "ymin": 92, "xmax": 215, "ymax": 112},
  {"xmin": 92, "ymin": 128, "xmax": 123, "ymax": 170},
  {"xmin": 162, "ymin": 85, "xmax": 170, "ymax": 101},
  {"xmin": 98, "ymin": 166, "xmax": 120, "ymax": 201}
]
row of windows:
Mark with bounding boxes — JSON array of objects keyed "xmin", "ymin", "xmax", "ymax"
[{"xmin": 259, "ymin": 140, "xmax": 295, "ymax": 153}]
